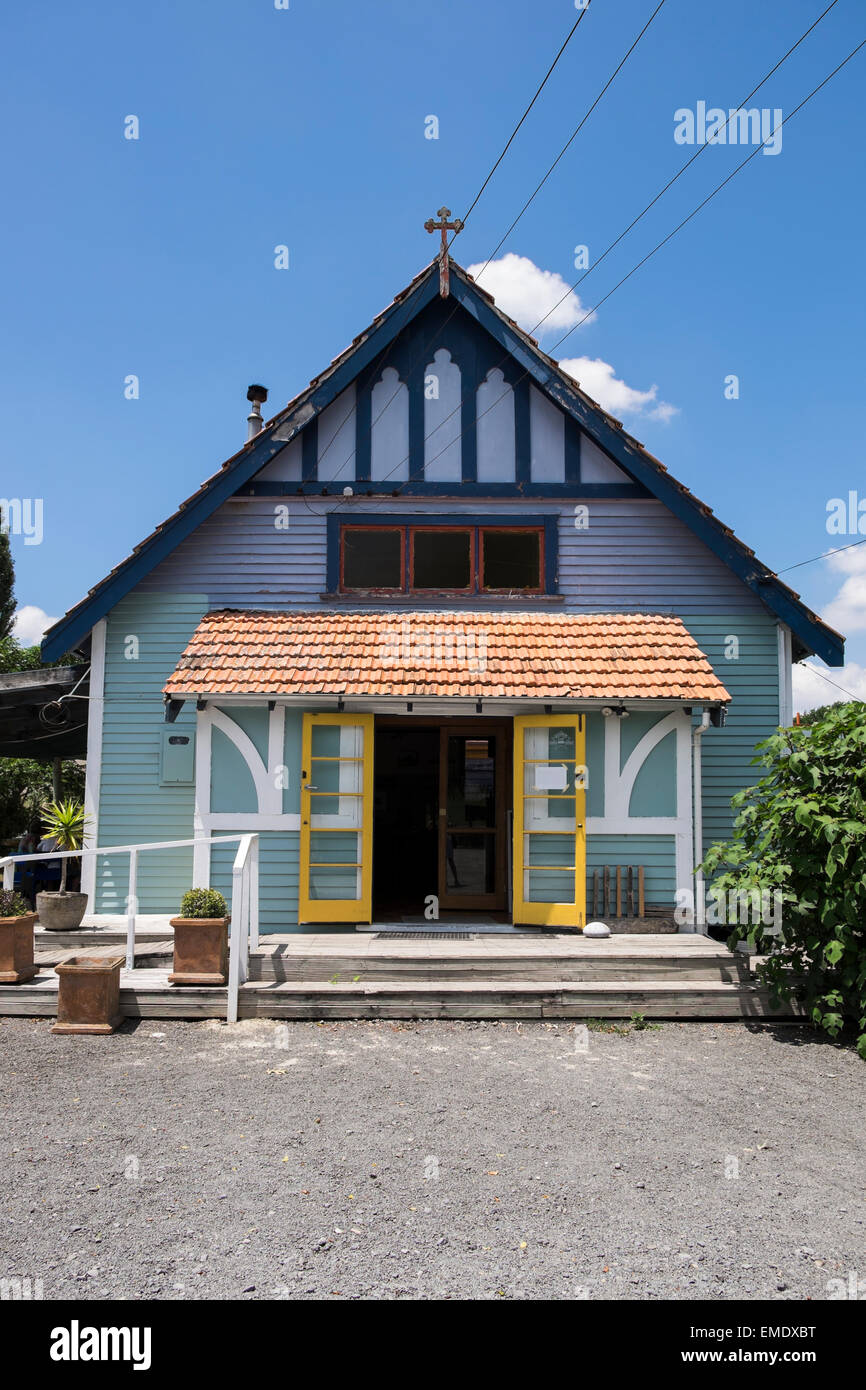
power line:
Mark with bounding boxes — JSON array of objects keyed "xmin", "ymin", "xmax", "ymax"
[
  {"xmin": 303, "ymin": 8, "xmax": 861, "ymax": 510},
  {"xmin": 456, "ymin": 1, "xmax": 595, "ymax": 233},
  {"xmin": 777, "ymin": 535, "xmax": 866, "ymax": 575},
  {"xmin": 476, "ymin": 0, "xmax": 669, "ymax": 278},
  {"xmin": 797, "ymin": 663, "xmax": 864, "ymax": 704},
  {"xmin": 384, "ymin": 32, "xmax": 866, "ymax": 494},
  {"xmin": 513, "ymin": 0, "xmax": 841, "ymax": 334},
  {"xmin": 308, "ymin": 2, "xmax": 597, "ymax": 489}
]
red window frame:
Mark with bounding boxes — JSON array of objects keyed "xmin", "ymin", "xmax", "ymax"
[
  {"xmin": 479, "ymin": 526, "xmax": 545, "ymax": 594},
  {"xmin": 338, "ymin": 523, "xmax": 545, "ymax": 594},
  {"xmin": 408, "ymin": 526, "xmax": 475, "ymax": 594},
  {"xmin": 339, "ymin": 525, "xmax": 405, "ymax": 592}
]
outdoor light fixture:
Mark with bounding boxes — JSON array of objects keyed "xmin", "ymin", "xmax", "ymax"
[
  {"xmin": 476, "ymin": 700, "xmax": 483, "ymax": 713},
  {"xmin": 337, "ymin": 698, "xmax": 345, "ymax": 712},
  {"xmin": 406, "ymin": 702, "xmax": 413, "ymax": 712},
  {"xmin": 196, "ymin": 698, "xmax": 207, "ymax": 711}
]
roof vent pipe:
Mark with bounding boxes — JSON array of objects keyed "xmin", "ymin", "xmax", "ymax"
[{"xmin": 246, "ymin": 384, "xmax": 268, "ymax": 441}]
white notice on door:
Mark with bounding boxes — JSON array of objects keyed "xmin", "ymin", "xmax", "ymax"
[{"xmin": 534, "ymin": 764, "xmax": 568, "ymax": 791}]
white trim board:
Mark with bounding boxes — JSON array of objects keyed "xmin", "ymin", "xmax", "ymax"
[{"xmin": 81, "ymin": 619, "xmax": 106, "ymax": 903}]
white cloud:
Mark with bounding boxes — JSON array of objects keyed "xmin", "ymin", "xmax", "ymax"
[
  {"xmin": 12, "ymin": 605, "xmax": 58, "ymax": 646},
  {"xmin": 559, "ymin": 355, "xmax": 678, "ymax": 423},
  {"xmin": 466, "ymin": 253, "xmax": 596, "ymax": 335},
  {"xmin": 822, "ymin": 544, "xmax": 866, "ymax": 633},
  {"xmin": 792, "ymin": 659, "xmax": 866, "ymax": 714}
]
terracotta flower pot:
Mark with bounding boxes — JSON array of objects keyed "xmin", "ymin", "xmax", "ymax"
[
  {"xmin": 37, "ymin": 891, "xmax": 88, "ymax": 932},
  {"xmin": 169, "ymin": 916, "xmax": 230, "ymax": 986},
  {"xmin": 52, "ymin": 953, "xmax": 125, "ymax": 1035},
  {"xmin": 0, "ymin": 912, "xmax": 38, "ymax": 984}
]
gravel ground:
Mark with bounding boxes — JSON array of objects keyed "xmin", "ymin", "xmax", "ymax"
[{"xmin": 1, "ymin": 1014, "xmax": 864, "ymax": 1301}]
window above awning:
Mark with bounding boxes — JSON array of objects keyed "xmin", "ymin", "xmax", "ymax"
[{"xmin": 164, "ymin": 610, "xmax": 731, "ymax": 705}]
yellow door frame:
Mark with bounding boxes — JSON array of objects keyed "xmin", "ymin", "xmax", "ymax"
[
  {"xmin": 512, "ymin": 713, "xmax": 586, "ymax": 928},
  {"xmin": 299, "ymin": 712, "xmax": 374, "ymax": 924}
]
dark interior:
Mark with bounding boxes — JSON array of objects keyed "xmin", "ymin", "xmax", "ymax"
[{"xmin": 373, "ymin": 726, "xmax": 440, "ymax": 913}]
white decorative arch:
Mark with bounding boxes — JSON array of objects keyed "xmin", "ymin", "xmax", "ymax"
[
  {"xmin": 371, "ymin": 367, "xmax": 409, "ymax": 481},
  {"xmin": 476, "ymin": 368, "xmax": 515, "ymax": 482},
  {"xmin": 424, "ymin": 348, "xmax": 462, "ymax": 480}
]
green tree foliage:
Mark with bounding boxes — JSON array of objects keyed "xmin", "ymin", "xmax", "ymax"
[
  {"xmin": 0, "ymin": 510, "xmax": 15, "ymax": 640},
  {"xmin": 0, "ymin": 637, "xmax": 43, "ymax": 673},
  {"xmin": 0, "ymin": 760, "xmax": 86, "ymax": 844},
  {"xmin": 797, "ymin": 700, "xmax": 848, "ymax": 729},
  {"xmin": 701, "ymin": 701, "xmax": 866, "ymax": 1056}
]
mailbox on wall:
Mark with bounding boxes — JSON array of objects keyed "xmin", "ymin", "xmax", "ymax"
[{"xmin": 160, "ymin": 727, "xmax": 195, "ymax": 785}]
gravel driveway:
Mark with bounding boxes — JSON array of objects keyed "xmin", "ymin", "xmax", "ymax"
[{"xmin": 1, "ymin": 1015, "xmax": 863, "ymax": 1301}]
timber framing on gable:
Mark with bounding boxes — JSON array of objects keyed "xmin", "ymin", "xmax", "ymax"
[{"xmin": 41, "ymin": 257, "xmax": 844, "ymax": 667}]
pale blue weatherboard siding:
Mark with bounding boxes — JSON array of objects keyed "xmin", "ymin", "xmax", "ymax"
[
  {"xmin": 210, "ymin": 832, "xmax": 301, "ymax": 934},
  {"xmin": 137, "ymin": 496, "xmax": 766, "ymax": 615},
  {"xmin": 95, "ymin": 593, "xmax": 209, "ymax": 913},
  {"xmin": 586, "ymin": 835, "xmax": 676, "ymax": 914},
  {"xmin": 682, "ymin": 614, "xmax": 780, "ymax": 857}
]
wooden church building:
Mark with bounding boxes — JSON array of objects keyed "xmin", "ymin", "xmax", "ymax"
[{"xmin": 41, "ymin": 248, "xmax": 844, "ymax": 934}]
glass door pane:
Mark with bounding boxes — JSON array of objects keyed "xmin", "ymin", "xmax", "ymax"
[
  {"xmin": 439, "ymin": 730, "xmax": 505, "ymax": 910},
  {"xmin": 513, "ymin": 716, "xmax": 586, "ymax": 927},
  {"xmin": 299, "ymin": 715, "xmax": 374, "ymax": 922}
]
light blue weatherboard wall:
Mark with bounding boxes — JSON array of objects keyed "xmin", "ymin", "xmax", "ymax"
[
  {"xmin": 209, "ymin": 704, "xmax": 304, "ymax": 932},
  {"xmin": 95, "ymin": 593, "xmax": 209, "ymax": 913},
  {"xmin": 682, "ymin": 613, "xmax": 780, "ymax": 857}
]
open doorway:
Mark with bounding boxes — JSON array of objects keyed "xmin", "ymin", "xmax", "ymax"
[
  {"xmin": 372, "ymin": 719, "xmax": 510, "ymax": 918},
  {"xmin": 373, "ymin": 725, "xmax": 439, "ymax": 914}
]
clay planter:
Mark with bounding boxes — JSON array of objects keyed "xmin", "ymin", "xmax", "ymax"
[
  {"xmin": 52, "ymin": 953, "xmax": 125, "ymax": 1035},
  {"xmin": 169, "ymin": 916, "xmax": 230, "ymax": 986},
  {"xmin": 37, "ymin": 890, "xmax": 88, "ymax": 932},
  {"xmin": 0, "ymin": 912, "xmax": 38, "ymax": 984}
]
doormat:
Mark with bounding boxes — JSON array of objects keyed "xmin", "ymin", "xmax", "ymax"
[{"xmin": 376, "ymin": 931, "xmax": 473, "ymax": 940}]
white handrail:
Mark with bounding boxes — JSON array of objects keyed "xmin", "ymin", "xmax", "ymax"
[
  {"xmin": 227, "ymin": 834, "xmax": 256, "ymax": 1024},
  {"xmin": 1, "ymin": 833, "xmax": 260, "ymax": 1017}
]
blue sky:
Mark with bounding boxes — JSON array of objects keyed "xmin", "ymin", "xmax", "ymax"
[{"xmin": 2, "ymin": 0, "xmax": 864, "ymax": 708}]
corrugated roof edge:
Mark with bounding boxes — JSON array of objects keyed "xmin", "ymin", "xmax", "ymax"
[{"xmin": 40, "ymin": 255, "xmax": 844, "ymax": 669}]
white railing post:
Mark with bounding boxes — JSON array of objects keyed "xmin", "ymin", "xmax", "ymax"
[
  {"xmin": 227, "ymin": 834, "xmax": 253, "ymax": 1024},
  {"xmin": 249, "ymin": 835, "xmax": 260, "ymax": 950},
  {"xmin": 126, "ymin": 849, "xmax": 138, "ymax": 971},
  {"xmin": 2, "ymin": 859, "xmax": 13, "ymax": 891}
]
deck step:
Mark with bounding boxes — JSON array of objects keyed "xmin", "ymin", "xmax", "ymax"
[
  {"xmin": 247, "ymin": 950, "xmax": 748, "ymax": 984},
  {"xmin": 237, "ymin": 977, "xmax": 795, "ymax": 1020}
]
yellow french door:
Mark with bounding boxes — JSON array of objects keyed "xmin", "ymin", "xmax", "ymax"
[
  {"xmin": 299, "ymin": 713, "xmax": 374, "ymax": 924},
  {"xmin": 513, "ymin": 714, "xmax": 586, "ymax": 928}
]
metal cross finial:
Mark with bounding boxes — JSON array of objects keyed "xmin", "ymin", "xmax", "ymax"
[{"xmin": 424, "ymin": 205, "xmax": 464, "ymax": 297}]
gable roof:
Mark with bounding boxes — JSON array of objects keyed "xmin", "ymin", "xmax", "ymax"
[
  {"xmin": 41, "ymin": 257, "xmax": 844, "ymax": 667},
  {"xmin": 165, "ymin": 610, "xmax": 731, "ymax": 704}
]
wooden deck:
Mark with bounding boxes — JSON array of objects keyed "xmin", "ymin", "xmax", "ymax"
[{"xmin": 0, "ymin": 931, "xmax": 799, "ymax": 1021}]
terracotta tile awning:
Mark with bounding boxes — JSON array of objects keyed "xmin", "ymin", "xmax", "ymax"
[{"xmin": 164, "ymin": 610, "xmax": 731, "ymax": 703}]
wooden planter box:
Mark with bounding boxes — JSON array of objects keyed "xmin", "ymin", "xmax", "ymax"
[
  {"xmin": 0, "ymin": 912, "xmax": 38, "ymax": 984},
  {"xmin": 169, "ymin": 916, "xmax": 229, "ymax": 986},
  {"xmin": 52, "ymin": 953, "xmax": 125, "ymax": 1035}
]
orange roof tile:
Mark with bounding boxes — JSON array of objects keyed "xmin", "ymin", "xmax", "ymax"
[{"xmin": 164, "ymin": 610, "xmax": 731, "ymax": 703}]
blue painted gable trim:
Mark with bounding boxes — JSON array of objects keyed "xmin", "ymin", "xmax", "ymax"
[
  {"xmin": 41, "ymin": 266, "xmax": 444, "ymax": 662},
  {"xmin": 42, "ymin": 258, "xmax": 843, "ymax": 668}
]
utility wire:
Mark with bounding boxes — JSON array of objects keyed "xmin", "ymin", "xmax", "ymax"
[
  {"xmin": 777, "ymin": 535, "xmax": 866, "ymax": 575},
  {"xmin": 476, "ymin": 0, "xmax": 668, "ymax": 278},
  {"xmin": 309, "ymin": 1, "xmax": 597, "ymax": 487},
  {"xmin": 456, "ymin": 0, "xmax": 595, "ymax": 234},
  {"xmin": 378, "ymin": 31, "xmax": 866, "ymax": 495}
]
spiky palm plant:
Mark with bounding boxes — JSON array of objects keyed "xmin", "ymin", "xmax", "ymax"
[{"xmin": 40, "ymin": 800, "xmax": 90, "ymax": 894}]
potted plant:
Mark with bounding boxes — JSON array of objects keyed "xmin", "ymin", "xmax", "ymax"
[
  {"xmin": 52, "ymin": 952, "xmax": 125, "ymax": 1035},
  {"xmin": 0, "ymin": 888, "xmax": 38, "ymax": 984},
  {"xmin": 35, "ymin": 799, "xmax": 90, "ymax": 932},
  {"xmin": 169, "ymin": 888, "xmax": 230, "ymax": 986}
]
